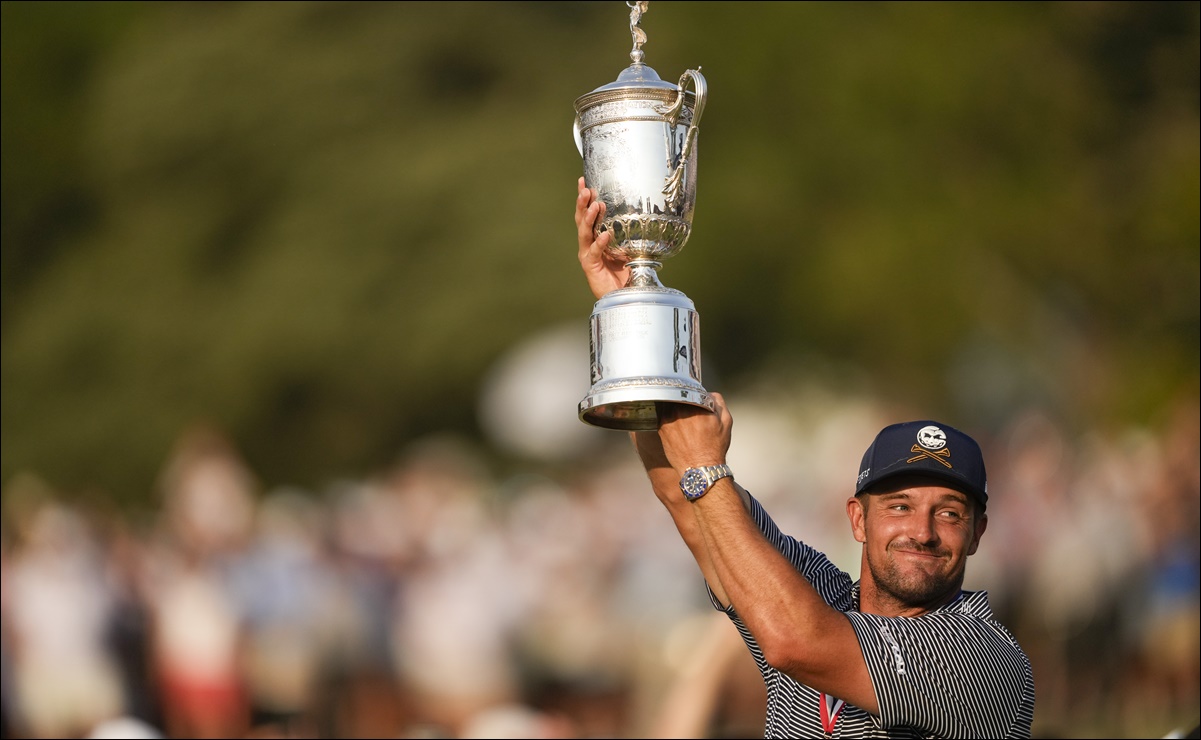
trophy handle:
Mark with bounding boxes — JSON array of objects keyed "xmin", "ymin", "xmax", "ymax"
[
  {"xmin": 573, "ymin": 114, "xmax": 584, "ymax": 157},
  {"xmin": 657, "ymin": 68, "xmax": 706, "ymax": 209}
]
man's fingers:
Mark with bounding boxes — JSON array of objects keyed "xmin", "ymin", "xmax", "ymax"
[
  {"xmin": 709, "ymin": 392, "xmax": 726, "ymax": 413},
  {"xmin": 578, "ymin": 202, "xmax": 610, "ymax": 256},
  {"xmin": 575, "ymin": 188, "xmax": 591, "ymax": 228},
  {"xmin": 594, "ymin": 227, "xmax": 611, "ymax": 252},
  {"xmin": 588, "ymin": 198, "xmax": 605, "ymax": 229},
  {"xmin": 578, "ymin": 201, "xmax": 598, "ymax": 248}
]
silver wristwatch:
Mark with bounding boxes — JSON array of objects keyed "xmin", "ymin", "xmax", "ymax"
[{"xmin": 680, "ymin": 464, "xmax": 734, "ymax": 501}]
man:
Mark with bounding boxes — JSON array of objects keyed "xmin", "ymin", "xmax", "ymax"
[{"xmin": 575, "ymin": 179, "xmax": 1035, "ymax": 738}]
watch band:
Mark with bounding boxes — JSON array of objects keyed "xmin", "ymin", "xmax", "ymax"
[{"xmin": 680, "ymin": 464, "xmax": 734, "ymax": 501}]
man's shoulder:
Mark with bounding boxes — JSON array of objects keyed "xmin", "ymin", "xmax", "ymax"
[
  {"xmin": 923, "ymin": 591, "xmax": 1033, "ymax": 671},
  {"xmin": 942, "ymin": 590, "xmax": 1024, "ymax": 642},
  {"xmin": 951, "ymin": 588, "xmax": 993, "ymax": 616},
  {"xmin": 851, "ymin": 590, "xmax": 1031, "ymax": 665}
]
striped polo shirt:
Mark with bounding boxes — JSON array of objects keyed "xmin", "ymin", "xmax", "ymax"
[{"xmin": 711, "ymin": 493, "xmax": 1035, "ymax": 738}]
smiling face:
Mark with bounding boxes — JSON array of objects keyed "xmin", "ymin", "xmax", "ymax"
[{"xmin": 847, "ymin": 474, "xmax": 988, "ymax": 615}]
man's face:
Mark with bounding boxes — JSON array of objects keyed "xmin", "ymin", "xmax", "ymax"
[{"xmin": 847, "ymin": 475, "xmax": 987, "ymax": 610}]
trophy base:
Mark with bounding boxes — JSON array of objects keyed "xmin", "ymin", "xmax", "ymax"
[
  {"xmin": 579, "ymin": 384, "xmax": 715, "ymax": 431},
  {"xmin": 578, "ymin": 285, "xmax": 712, "ymax": 431}
]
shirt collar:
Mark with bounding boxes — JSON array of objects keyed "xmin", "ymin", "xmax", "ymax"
[{"xmin": 850, "ymin": 583, "xmax": 984, "ymax": 617}]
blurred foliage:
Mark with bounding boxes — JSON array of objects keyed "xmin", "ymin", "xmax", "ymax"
[{"xmin": 2, "ymin": 1, "xmax": 1198, "ymax": 503}]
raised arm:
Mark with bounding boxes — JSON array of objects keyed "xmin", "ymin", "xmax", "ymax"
[
  {"xmin": 575, "ymin": 180, "xmax": 736, "ymax": 602},
  {"xmin": 573, "ymin": 180, "xmax": 877, "ymax": 714},
  {"xmin": 656, "ymin": 395, "xmax": 879, "ymax": 715}
]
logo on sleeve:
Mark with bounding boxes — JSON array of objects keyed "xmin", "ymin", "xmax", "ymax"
[{"xmin": 878, "ymin": 624, "xmax": 907, "ymax": 676}]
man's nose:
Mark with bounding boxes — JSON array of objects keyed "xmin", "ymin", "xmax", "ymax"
[{"xmin": 910, "ymin": 512, "xmax": 939, "ymax": 546}]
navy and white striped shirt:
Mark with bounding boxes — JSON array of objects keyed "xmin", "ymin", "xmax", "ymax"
[{"xmin": 711, "ymin": 493, "xmax": 1035, "ymax": 738}]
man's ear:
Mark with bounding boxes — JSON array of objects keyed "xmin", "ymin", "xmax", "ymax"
[
  {"xmin": 967, "ymin": 513, "xmax": 988, "ymax": 556},
  {"xmin": 847, "ymin": 495, "xmax": 867, "ymax": 543}
]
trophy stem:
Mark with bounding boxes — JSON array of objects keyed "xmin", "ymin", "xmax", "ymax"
[{"xmin": 625, "ymin": 259, "xmax": 664, "ymax": 289}]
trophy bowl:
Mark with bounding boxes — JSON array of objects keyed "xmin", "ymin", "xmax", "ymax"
[{"xmin": 574, "ymin": 65, "xmax": 704, "ymax": 269}]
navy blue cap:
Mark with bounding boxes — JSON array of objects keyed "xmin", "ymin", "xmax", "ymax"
[{"xmin": 854, "ymin": 420, "xmax": 988, "ymax": 506}]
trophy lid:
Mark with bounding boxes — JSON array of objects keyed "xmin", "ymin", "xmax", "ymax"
[
  {"xmin": 591, "ymin": 62, "xmax": 678, "ymax": 93},
  {"xmin": 575, "ymin": 61, "xmax": 683, "ymax": 110},
  {"xmin": 575, "ymin": 1, "xmax": 691, "ymax": 110}
]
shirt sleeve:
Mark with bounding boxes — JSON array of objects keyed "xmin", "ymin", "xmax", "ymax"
[
  {"xmin": 707, "ymin": 491, "xmax": 855, "ymax": 612},
  {"xmin": 845, "ymin": 610, "xmax": 1034, "ymax": 738}
]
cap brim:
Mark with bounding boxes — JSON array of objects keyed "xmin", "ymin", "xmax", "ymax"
[{"xmin": 858, "ymin": 468, "xmax": 987, "ymax": 506}]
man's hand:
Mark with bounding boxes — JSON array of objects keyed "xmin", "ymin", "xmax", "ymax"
[
  {"xmin": 657, "ymin": 392, "xmax": 734, "ymax": 473},
  {"xmin": 576, "ymin": 177, "xmax": 630, "ymax": 299}
]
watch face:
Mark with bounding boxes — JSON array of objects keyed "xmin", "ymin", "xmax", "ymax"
[
  {"xmin": 681, "ymin": 469, "xmax": 706, "ymax": 498},
  {"xmin": 681, "ymin": 465, "xmax": 732, "ymax": 500}
]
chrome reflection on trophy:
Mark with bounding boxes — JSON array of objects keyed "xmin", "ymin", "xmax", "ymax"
[{"xmin": 575, "ymin": 1, "xmax": 714, "ymax": 431}]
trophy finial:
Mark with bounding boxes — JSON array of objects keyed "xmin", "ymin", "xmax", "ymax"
[{"xmin": 628, "ymin": 1, "xmax": 649, "ymax": 65}]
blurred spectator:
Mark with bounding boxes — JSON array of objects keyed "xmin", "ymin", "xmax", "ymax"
[
  {"xmin": 148, "ymin": 425, "xmax": 256, "ymax": 739},
  {"xmin": 1128, "ymin": 399, "xmax": 1201, "ymax": 727},
  {"xmin": 148, "ymin": 549, "xmax": 247, "ymax": 739},
  {"xmin": 228, "ymin": 488, "xmax": 334, "ymax": 737},
  {"xmin": 320, "ymin": 479, "xmax": 408, "ymax": 738},
  {"xmin": 97, "ymin": 504, "xmax": 160, "ymax": 731},
  {"xmin": 385, "ymin": 437, "xmax": 523, "ymax": 737},
  {"xmin": 5, "ymin": 500, "xmax": 124, "ymax": 738}
]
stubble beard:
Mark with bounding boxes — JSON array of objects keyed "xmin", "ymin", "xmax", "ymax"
[{"xmin": 867, "ymin": 541, "xmax": 961, "ymax": 608}]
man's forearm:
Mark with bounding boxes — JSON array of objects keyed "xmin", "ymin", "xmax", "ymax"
[
  {"xmin": 692, "ymin": 480, "xmax": 828, "ymax": 642},
  {"xmin": 632, "ymin": 431, "xmax": 731, "ymax": 604}
]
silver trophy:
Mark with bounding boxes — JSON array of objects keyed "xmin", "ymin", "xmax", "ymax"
[{"xmin": 575, "ymin": 1, "xmax": 713, "ymax": 431}]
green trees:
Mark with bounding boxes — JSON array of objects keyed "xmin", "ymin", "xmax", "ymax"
[{"xmin": 3, "ymin": 2, "xmax": 1197, "ymax": 501}]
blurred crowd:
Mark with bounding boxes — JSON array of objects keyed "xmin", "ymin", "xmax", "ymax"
[{"xmin": 1, "ymin": 392, "xmax": 1197, "ymax": 740}]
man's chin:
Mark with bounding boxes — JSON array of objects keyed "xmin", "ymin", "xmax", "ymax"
[{"xmin": 879, "ymin": 566, "xmax": 955, "ymax": 605}]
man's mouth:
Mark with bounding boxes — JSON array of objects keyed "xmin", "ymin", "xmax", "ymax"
[{"xmin": 892, "ymin": 547, "xmax": 946, "ymax": 561}]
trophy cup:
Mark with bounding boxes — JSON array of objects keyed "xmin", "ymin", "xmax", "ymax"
[{"xmin": 575, "ymin": 1, "xmax": 713, "ymax": 431}]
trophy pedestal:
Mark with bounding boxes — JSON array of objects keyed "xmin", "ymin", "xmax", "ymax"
[{"xmin": 579, "ymin": 285, "xmax": 714, "ymax": 431}]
